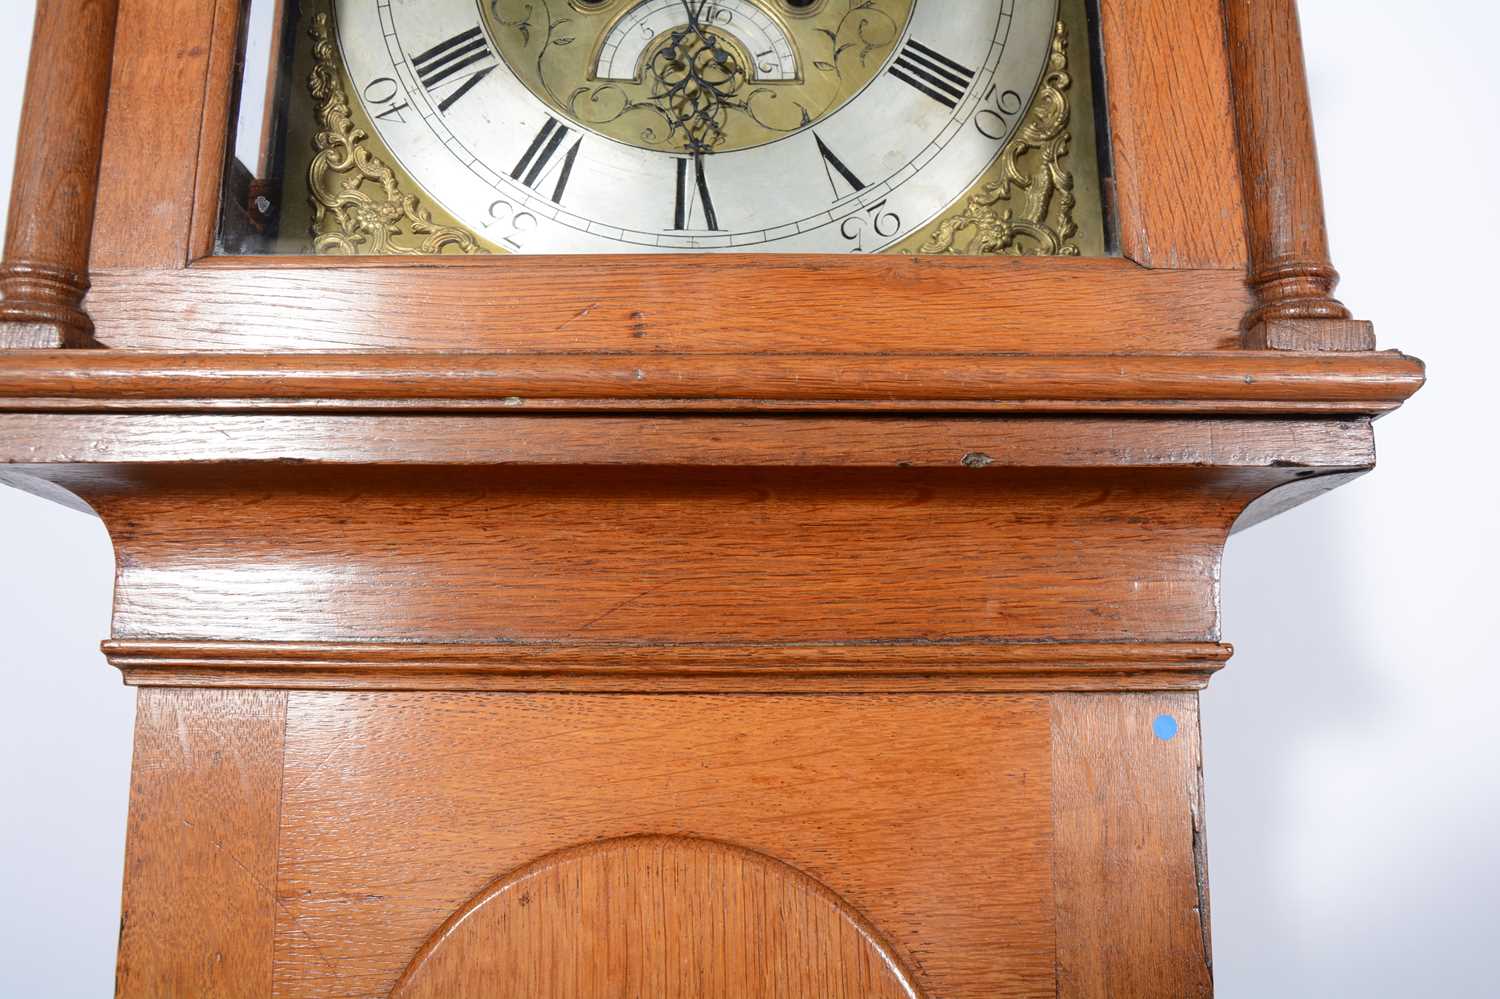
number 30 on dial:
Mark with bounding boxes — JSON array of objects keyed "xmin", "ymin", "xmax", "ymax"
[{"xmin": 334, "ymin": 0, "xmax": 1059, "ymax": 253}]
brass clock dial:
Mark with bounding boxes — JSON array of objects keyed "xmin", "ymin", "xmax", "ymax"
[
  {"xmin": 487, "ymin": 0, "xmax": 917, "ymax": 156},
  {"xmin": 238, "ymin": 0, "xmax": 1107, "ymax": 256}
]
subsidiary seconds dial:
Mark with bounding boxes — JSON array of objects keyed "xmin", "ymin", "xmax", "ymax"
[{"xmin": 332, "ymin": 0, "xmax": 1060, "ymax": 253}]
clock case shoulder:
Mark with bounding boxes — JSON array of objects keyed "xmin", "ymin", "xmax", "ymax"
[{"xmin": 0, "ymin": 0, "xmax": 1424, "ymax": 699}]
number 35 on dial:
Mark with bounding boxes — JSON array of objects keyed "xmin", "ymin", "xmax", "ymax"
[{"xmin": 321, "ymin": 0, "xmax": 1072, "ymax": 254}]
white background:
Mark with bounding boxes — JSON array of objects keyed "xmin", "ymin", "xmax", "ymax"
[{"xmin": 2, "ymin": 2, "xmax": 1496, "ymax": 995}]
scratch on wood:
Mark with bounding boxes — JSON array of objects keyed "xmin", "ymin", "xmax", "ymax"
[
  {"xmin": 1191, "ymin": 767, "xmax": 1214, "ymax": 979},
  {"xmin": 576, "ymin": 579, "xmax": 675, "ymax": 632},
  {"xmin": 555, "ymin": 302, "xmax": 599, "ymax": 333}
]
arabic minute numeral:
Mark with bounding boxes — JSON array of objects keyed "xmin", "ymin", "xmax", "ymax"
[
  {"xmin": 362, "ymin": 77, "xmax": 411, "ymax": 125},
  {"xmin": 975, "ymin": 85, "xmax": 1025, "ymax": 141},
  {"xmin": 484, "ymin": 198, "xmax": 538, "ymax": 250},
  {"xmin": 840, "ymin": 200, "xmax": 902, "ymax": 252}
]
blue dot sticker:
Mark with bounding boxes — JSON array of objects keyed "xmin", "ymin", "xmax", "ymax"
[{"xmin": 1153, "ymin": 714, "xmax": 1180, "ymax": 742}]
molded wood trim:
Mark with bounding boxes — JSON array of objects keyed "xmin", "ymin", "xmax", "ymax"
[
  {"xmin": 103, "ymin": 639, "xmax": 1234, "ymax": 693},
  {"xmin": 0, "ymin": 350, "xmax": 1426, "ymax": 415}
]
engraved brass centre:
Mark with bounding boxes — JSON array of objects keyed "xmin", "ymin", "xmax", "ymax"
[{"xmin": 487, "ymin": 0, "xmax": 915, "ymax": 153}]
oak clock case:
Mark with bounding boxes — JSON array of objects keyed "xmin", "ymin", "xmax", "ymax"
[
  {"xmin": 220, "ymin": 0, "xmax": 1109, "ymax": 256},
  {"xmin": 0, "ymin": 0, "xmax": 1426, "ymax": 996}
]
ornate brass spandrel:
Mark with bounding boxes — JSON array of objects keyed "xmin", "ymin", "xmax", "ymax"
[
  {"xmin": 907, "ymin": 20, "xmax": 1079, "ymax": 257},
  {"xmin": 307, "ymin": 12, "xmax": 487, "ymax": 255},
  {"xmin": 489, "ymin": 0, "xmax": 915, "ymax": 154}
]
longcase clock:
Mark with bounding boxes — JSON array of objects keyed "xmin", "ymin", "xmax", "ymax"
[{"xmin": 0, "ymin": 0, "xmax": 1423, "ymax": 996}]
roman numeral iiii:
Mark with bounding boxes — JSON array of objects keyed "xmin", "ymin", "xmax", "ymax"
[{"xmin": 412, "ymin": 27, "xmax": 494, "ymax": 113}]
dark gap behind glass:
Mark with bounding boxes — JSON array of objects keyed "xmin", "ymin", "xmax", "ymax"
[
  {"xmin": 216, "ymin": 0, "xmax": 303, "ymax": 255},
  {"xmin": 1084, "ymin": 0, "xmax": 1118, "ymax": 254}
]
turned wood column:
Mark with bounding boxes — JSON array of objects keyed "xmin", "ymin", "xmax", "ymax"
[
  {"xmin": 0, "ymin": 0, "xmax": 119, "ymax": 349},
  {"xmin": 1226, "ymin": 0, "xmax": 1374, "ymax": 351}
]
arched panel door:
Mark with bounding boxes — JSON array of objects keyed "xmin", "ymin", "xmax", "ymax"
[{"xmin": 392, "ymin": 835, "xmax": 923, "ymax": 998}]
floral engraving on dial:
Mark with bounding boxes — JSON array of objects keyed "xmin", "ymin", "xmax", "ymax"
[
  {"xmin": 646, "ymin": 4, "xmax": 769, "ymax": 155},
  {"xmin": 488, "ymin": 0, "xmax": 912, "ymax": 154},
  {"xmin": 915, "ymin": 19, "xmax": 1077, "ymax": 256},
  {"xmin": 306, "ymin": 13, "xmax": 486, "ymax": 254}
]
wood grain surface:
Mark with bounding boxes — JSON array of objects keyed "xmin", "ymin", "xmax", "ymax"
[
  {"xmin": 1246, "ymin": 318, "xmax": 1375, "ymax": 353},
  {"xmin": 0, "ymin": 414, "xmax": 1378, "ymax": 467},
  {"xmin": 83, "ymin": 257, "xmax": 1252, "ymax": 354},
  {"xmin": 0, "ymin": 0, "xmax": 120, "ymax": 348},
  {"xmin": 1052, "ymin": 693, "xmax": 1214, "ymax": 998},
  {"xmin": 390, "ymin": 836, "xmax": 921, "ymax": 999},
  {"xmin": 58, "ymin": 465, "xmax": 1269, "ymax": 646},
  {"xmin": 115, "ymin": 688, "xmax": 287, "ymax": 998},
  {"xmin": 0, "ymin": 350, "xmax": 1427, "ymax": 415},
  {"xmin": 1097, "ymin": 0, "xmax": 1247, "ymax": 268},
  {"xmin": 272, "ymin": 692, "xmax": 1056, "ymax": 999},
  {"xmin": 91, "ymin": 0, "xmax": 220, "ymax": 270}
]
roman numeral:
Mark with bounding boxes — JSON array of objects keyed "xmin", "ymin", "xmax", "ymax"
[
  {"xmin": 673, "ymin": 156, "xmax": 721, "ymax": 231},
  {"xmin": 411, "ymin": 26, "xmax": 495, "ymax": 113},
  {"xmin": 888, "ymin": 39, "xmax": 976, "ymax": 110},
  {"xmin": 512, "ymin": 117, "xmax": 582, "ymax": 204},
  {"xmin": 814, "ymin": 134, "xmax": 866, "ymax": 200}
]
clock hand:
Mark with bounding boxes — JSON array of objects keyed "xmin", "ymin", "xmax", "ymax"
[{"xmin": 656, "ymin": 0, "xmax": 743, "ymax": 156}]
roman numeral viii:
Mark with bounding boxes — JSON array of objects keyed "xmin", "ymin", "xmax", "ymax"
[
  {"xmin": 888, "ymin": 39, "xmax": 976, "ymax": 110},
  {"xmin": 512, "ymin": 117, "xmax": 582, "ymax": 204},
  {"xmin": 411, "ymin": 26, "xmax": 495, "ymax": 113}
]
